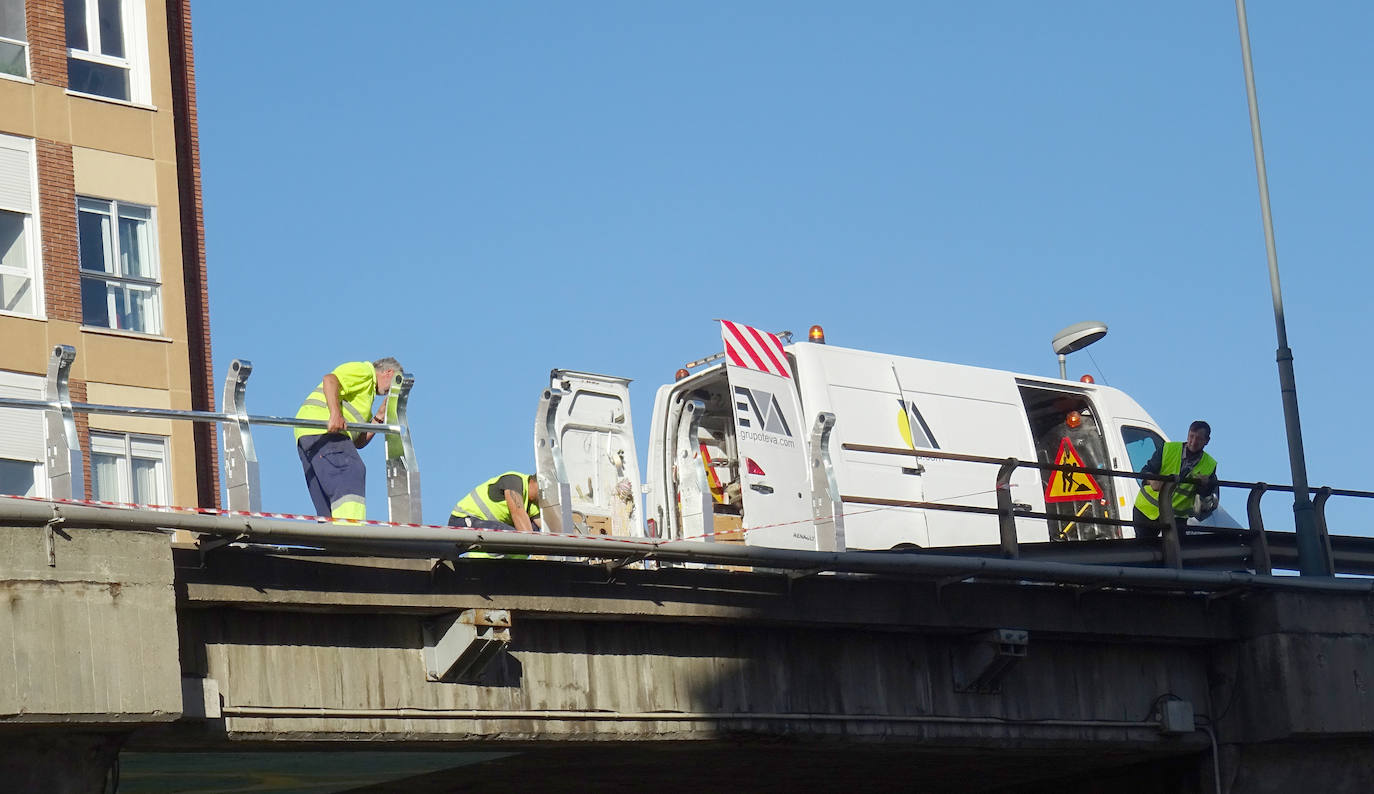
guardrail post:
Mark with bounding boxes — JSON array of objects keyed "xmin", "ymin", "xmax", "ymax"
[
  {"xmin": 43, "ymin": 345, "xmax": 82, "ymax": 500},
  {"xmin": 534, "ymin": 387, "xmax": 575, "ymax": 534},
  {"xmin": 220, "ymin": 359, "xmax": 260, "ymax": 513},
  {"xmin": 676, "ymin": 399, "xmax": 712, "ymax": 541},
  {"xmin": 384, "ymin": 371, "xmax": 423, "ymax": 524},
  {"xmin": 809, "ymin": 412, "xmax": 845, "ymax": 552},
  {"xmin": 1246, "ymin": 482, "xmax": 1272, "ymax": 575},
  {"xmin": 995, "ymin": 457, "xmax": 1019, "ymax": 559},
  {"xmin": 1311, "ymin": 485, "xmax": 1336, "ymax": 575},
  {"xmin": 1157, "ymin": 479, "xmax": 1182, "ymax": 569}
]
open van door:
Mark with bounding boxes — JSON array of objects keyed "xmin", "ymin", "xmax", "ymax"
[
  {"xmin": 720, "ymin": 321, "xmax": 815, "ymax": 550},
  {"xmin": 535, "ymin": 370, "xmax": 643, "ymax": 537}
]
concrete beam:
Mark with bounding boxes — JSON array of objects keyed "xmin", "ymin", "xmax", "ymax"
[{"xmin": 0, "ymin": 525, "xmax": 181, "ymax": 725}]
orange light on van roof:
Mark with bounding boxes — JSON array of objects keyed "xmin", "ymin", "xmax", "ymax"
[
  {"xmin": 808, "ymin": 325, "xmax": 826, "ymax": 343},
  {"xmin": 1079, "ymin": 374, "xmax": 1095, "ymax": 384},
  {"xmin": 675, "ymin": 368, "xmax": 690, "ymax": 381},
  {"xmin": 1066, "ymin": 411, "xmax": 1082, "ymax": 429}
]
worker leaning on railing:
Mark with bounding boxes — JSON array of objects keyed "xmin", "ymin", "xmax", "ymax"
[
  {"xmin": 1133, "ymin": 420, "xmax": 1219, "ymax": 541},
  {"xmin": 294, "ymin": 358, "xmax": 402, "ymax": 522}
]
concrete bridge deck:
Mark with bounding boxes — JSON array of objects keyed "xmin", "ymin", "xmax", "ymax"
[{"xmin": 2, "ymin": 520, "xmax": 1373, "ymax": 792}]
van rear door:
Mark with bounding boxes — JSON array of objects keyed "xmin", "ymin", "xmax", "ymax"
[
  {"xmin": 535, "ymin": 370, "xmax": 643, "ymax": 537},
  {"xmin": 720, "ymin": 322, "xmax": 814, "ymax": 549}
]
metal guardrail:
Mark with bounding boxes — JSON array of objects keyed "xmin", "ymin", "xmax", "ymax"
[
  {"xmin": 0, "ymin": 345, "xmax": 421, "ymax": 523},
  {"xmin": 837, "ymin": 442, "xmax": 1355, "ymax": 577}
]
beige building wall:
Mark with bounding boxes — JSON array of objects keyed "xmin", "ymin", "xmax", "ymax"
[{"xmin": 0, "ymin": 0, "xmax": 215, "ymax": 513}]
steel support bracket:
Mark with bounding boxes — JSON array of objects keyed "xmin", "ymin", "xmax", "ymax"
[
  {"xmin": 952, "ymin": 628, "xmax": 1028, "ymax": 694},
  {"xmin": 602, "ymin": 554, "xmax": 650, "ymax": 580},
  {"xmin": 422, "ymin": 609, "xmax": 513, "ymax": 683},
  {"xmin": 44, "ymin": 507, "xmax": 65, "ymax": 567}
]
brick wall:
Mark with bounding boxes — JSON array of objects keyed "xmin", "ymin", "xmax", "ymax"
[
  {"xmin": 166, "ymin": 0, "xmax": 219, "ymax": 508},
  {"xmin": 24, "ymin": 0, "xmax": 67, "ymax": 87},
  {"xmin": 35, "ymin": 140, "xmax": 79, "ymax": 323},
  {"xmin": 68, "ymin": 378, "xmax": 91, "ymax": 500}
]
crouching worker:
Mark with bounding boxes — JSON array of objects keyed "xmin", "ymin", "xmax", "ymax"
[
  {"xmin": 295, "ymin": 358, "xmax": 402, "ymax": 522},
  {"xmin": 449, "ymin": 472, "xmax": 541, "ymax": 558}
]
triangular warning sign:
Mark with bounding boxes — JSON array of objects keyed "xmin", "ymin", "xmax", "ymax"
[{"xmin": 1044, "ymin": 437, "xmax": 1104, "ymax": 503}]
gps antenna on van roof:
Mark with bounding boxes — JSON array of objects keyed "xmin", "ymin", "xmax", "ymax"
[{"xmin": 1052, "ymin": 321, "xmax": 1108, "ymax": 380}]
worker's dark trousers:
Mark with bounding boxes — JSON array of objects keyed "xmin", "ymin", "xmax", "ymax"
[
  {"xmin": 1132, "ymin": 507, "xmax": 1188, "ymax": 542},
  {"xmin": 297, "ymin": 433, "xmax": 366, "ymax": 519}
]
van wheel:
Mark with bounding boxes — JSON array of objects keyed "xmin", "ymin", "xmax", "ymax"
[{"xmin": 890, "ymin": 543, "xmax": 922, "ymax": 552}]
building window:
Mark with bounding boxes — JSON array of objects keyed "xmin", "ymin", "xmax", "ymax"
[
  {"xmin": 0, "ymin": 370, "xmax": 44, "ymax": 497},
  {"xmin": 0, "ymin": 458, "xmax": 38, "ymax": 496},
  {"xmin": 0, "ymin": 133, "xmax": 40, "ymax": 318},
  {"xmin": 78, "ymin": 197, "xmax": 161, "ymax": 334},
  {"xmin": 90, "ymin": 432, "xmax": 168, "ymax": 505},
  {"xmin": 64, "ymin": 0, "xmax": 149, "ymax": 103},
  {"xmin": 0, "ymin": 0, "xmax": 27, "ymax": 79}
]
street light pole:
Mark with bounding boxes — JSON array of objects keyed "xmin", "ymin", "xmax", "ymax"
[{"xmin": 1233, "ymin": 0, "xmax": 1332, "ymax": 576}]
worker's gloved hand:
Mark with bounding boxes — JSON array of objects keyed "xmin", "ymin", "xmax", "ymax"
[{"xmin": 1194, "ymin": 493, "xmax": 1219, "ymax": 518}]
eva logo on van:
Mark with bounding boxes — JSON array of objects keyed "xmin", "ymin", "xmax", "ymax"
[{"xmin": 733, "ymin": 386, "xmax": 793, "ymax": 438}]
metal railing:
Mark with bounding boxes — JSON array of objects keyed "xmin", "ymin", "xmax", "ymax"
[
  {"xmin": 0, "ymin": 345, "xmax": 421, "ymax": 522},
  {"xmin": 834, "ymin": 441, "xmax": 1363, "ymax": 576}
]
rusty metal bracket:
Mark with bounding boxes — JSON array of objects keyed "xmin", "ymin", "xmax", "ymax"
[{"xmin": 44, "ymin": 506, "xmax": 66, "ymax": 567}]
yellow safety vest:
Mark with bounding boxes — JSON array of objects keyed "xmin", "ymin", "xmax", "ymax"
[
  {"xmin": 451, "ymin": 472, "xmax": 541, "ymax": 526},
  {"xmin": 1135, "ymin": 442, "xmax": 1217, "ymax": 521},
  {"xmin": 295, "ymin": 362, "xmax": 377, "ymax": 442}
]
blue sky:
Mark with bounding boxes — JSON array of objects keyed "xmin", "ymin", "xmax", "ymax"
[{"xmin": 192, "ymin": 2, "xmax": 1374, "ymax": 534}]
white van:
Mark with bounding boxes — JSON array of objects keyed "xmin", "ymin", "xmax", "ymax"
[{"xmin": 534, "ymin": 330, "xmax": 1184, "ymax": 551}]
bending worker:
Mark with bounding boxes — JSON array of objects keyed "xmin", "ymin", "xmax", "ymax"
[
  {"xmin": 448, "ymin": 472, "xmax": 541, "ymax": 532},
  {"xmin": 1133, "ymin": 420, "xmax": 1218, "ymax": 540},
  {"xmin": 295, "ymin": 358, "xmax": 402, "ymax": 522}
]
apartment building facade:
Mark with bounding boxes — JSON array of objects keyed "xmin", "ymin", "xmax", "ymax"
[{"xmin": 0, "ymin": 0, "xmax": 215, "ymax": 508}]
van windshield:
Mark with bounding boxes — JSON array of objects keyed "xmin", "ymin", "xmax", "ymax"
[{"xmin": 1121, "ymin": 426, "xmax": 1164, "ymax": 472}]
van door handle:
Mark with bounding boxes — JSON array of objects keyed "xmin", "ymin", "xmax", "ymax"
[
  {"xmin": 1012, "ymin": 502, "xmax": 1032, "ymax": 512},
  {"xmin": 901, "ymin": 465, "xmax": 925, "ymax": 476},
  {"xmin": 749, "ymin": 483, "xmax": 774, "ymax": 494}
]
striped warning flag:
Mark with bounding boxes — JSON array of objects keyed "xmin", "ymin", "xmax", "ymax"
[{"xmin": 720, "ymin": 320, "xmax": 791, "ymax": 379}]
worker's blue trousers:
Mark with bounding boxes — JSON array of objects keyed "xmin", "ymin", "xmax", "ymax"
[{"xmin": 297, "ymin": 433, "xmax": 366, "ymax": 520}]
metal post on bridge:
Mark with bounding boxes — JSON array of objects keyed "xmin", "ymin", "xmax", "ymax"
[
  {"xmin": 1245, "ymin": 483, "xmax": 1273, "ymax": 576},
  {"xmin": 995, "ymin": 458, "xmax": 1019, "ymax": 559},
  {"xmin": 221, "ymin": 359, "xmax": 261, "ymax": 513},
  {"xmin": 534, "ymin": 386, "xmax": 575, "ymax": 535},
  {"xmin": 809, "ymin": 412, "xmax": 845, "ymax": 553},
  {"xmin": 42, "ymin": 345, "xmax": 83, "ymax": 502},
  {"xmin": 384, "ymin": 371, "xmax": 422, "ymax": 525},
  {"xmin": 1157, "ymin": 480, "xmax": 1182, "ymax": 570}
]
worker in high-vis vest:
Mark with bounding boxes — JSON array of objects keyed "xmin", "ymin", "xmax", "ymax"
[
  {"xmin": 448, "ymin": 472, "xmax": 541, "ymax": 558},
  {"xmin": 295, "ymin": 358, "xmax": 402, "ymax": 522},
  {"xmin": 1132, "ymin": 420, "xmax": 1218, "ymax": 540}
]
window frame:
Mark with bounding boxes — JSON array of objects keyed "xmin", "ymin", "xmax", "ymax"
[
  {"xmin": 0, "ymin": 132, "xmax": 43, "ymax": 320},
  {"xmin": 0, "ymin": 0, "xmax": 30, "ymax": 80},
  {"xmin": 89, "ymin": 431, "xmax": 169, "ymax": 506},
  {"xmin": 1121, "ymin": 425, "xmax": 1165, "ymax": 473},
  {"xmin": 77, "ymin": 195, "xmax": 162, "ymax": 335},
  {"xmin": 64, "ymin": 0, "xmax": 151, "ymax": 104}
]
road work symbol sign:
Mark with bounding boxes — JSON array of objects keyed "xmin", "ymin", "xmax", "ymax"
[{"xmin": 1044, "ymin": 437, "xmax": 1104, "ymax": 503}]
